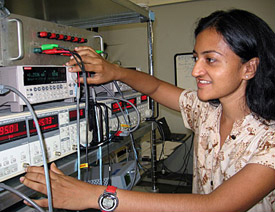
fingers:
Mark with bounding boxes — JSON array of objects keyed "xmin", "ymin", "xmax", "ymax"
[
  {"xmin": 25, "ymin": 166, "xmax": 46, "ymax": 175},
  {"xmin": 66, "ymin": 46, "xmax": 107, "ymax": 73},
  {"xmin": 20, "ymin": 164, "xmax": 63, "ymax": 194},
  {"xmin": 66, "ymin": 46, "xmax": 99, "ymax": 67},
  {"xmin": 67, "ymin": 58, "xmax": 104, "ymax": 73},
  {"xmin": 76, "ymin": 73, "xmax": 108, "ymax": 85},
  {"xmin": 65, "ymin": 45, "xmax": 119, "ymax": 85},
  {"xmin": 25, "ymin": 165, "xmax": 60, "ymax": 180},
  {"xmin": 75, "ymin": 46, "xmax": 97, "ymax": 53},
  {"xmin": 50, "ymin": 163, "xmax": 64, "ymax": 175},
  {"xmin": 20, "ymin": 164, "xmax": 96, "ymax": 210},
  {"xmin": 23, "ymin": 198, "xmax": 49, "ymax": 208},
  {"xmin": 75, "ymin": 46, "xmax": 98, "ymax": 56},
  {"xmin": 20, "ymin": 175, "xmax": 48, "ymax": 195}
]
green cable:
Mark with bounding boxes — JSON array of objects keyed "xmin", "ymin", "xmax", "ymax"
[
  {"xmin": 41, "ymin": 44, "xmax": 59, "ymax": 50},
  {"xmin": 95, "ymin": 50, "xmax": 104, "ymax": 54}
]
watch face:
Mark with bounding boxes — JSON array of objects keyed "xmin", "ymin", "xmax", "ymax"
[
  {"xmin": 102, "ymin": 196, "xmax": 115, "ymax": 209},
  {"xmin": 99, "ymin": 193, "xmax": 118, "ymax": 211}
]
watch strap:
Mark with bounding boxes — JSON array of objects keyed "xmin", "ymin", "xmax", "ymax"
[
  {"xmin": 106, "ymin": 185, "xmax": 117, "ymax": 193},
  {"xmin": 99, "ymin": 186, "xmax": 118, "ymax": 212}
]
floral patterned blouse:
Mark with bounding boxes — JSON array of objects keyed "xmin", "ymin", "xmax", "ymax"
[{"xmin": 179, "ymin": 90, "xmax": 275, "ymax": 212}]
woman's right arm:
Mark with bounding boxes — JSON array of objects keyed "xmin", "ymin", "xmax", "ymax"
[{"xmin": 66, "ymin": 46, "xmax": 184, "ymax": 111}]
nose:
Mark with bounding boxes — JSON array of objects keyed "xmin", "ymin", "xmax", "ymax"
[{"xmin": 191, "ymin": 60, "xmax": 206, "ymax": 78}]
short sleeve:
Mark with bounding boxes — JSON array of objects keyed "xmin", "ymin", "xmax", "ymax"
[
  {"xmin": 248, "ymin": 131, "xmax": 275, "ymax": 170},
  {"xmin": 179, "ymin": 90, "xmax": 204, "ymax": 132}
]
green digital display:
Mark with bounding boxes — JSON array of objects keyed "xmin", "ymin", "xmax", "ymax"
[{"xmin": 23, "ymin": 66, "xmax": 66, "ymax": 85}]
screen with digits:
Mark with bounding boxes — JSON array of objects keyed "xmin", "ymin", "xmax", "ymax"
[
  {"xmin": 111, "ymin": 98, "xmax": 137, "ymax": 114},
  {"xmin": 0, "ymin": 121, "xmax": 27, "ymax": 144},
  {"xmin": 23, "ymin": 66, "xmax": 67, "ymax": 85},
  {"xmin": 69, "ymin": 109, "xmax": 85, "ymax": 122},
  {"xmin": 28, "ymin": 115, "xmax": 59, "ymax": 136}
]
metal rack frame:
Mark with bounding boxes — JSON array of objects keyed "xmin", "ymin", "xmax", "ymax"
[{"xmin": 1, "ymin": 0, "xmax": 158, "ymax": 209}]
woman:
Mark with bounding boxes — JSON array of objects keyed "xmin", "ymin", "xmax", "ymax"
[{"xmin": 20, "ymin": 9, "xmax": 275, "ymax": 211}]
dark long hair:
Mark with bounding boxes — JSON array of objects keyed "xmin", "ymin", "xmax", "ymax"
[{"xmin": 194, "ymin": 9, "xmax": 275, "ymax": 121}]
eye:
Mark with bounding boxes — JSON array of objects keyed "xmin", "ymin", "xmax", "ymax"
[
  {"xmin": 206, "ymin": 57, "xmax": 216, "ymax": 63},
  {"xmin": 192, "ymin": 56, "xmax": 198, "ymax": 62}
]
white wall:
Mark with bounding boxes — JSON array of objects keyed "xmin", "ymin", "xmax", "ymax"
[{"xmin": 99, "ymin": 0, "xmax": 275, "ymax": 133}]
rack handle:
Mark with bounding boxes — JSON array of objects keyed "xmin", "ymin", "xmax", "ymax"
[{"xmin": 8, "ymin": 18, "xmax": 24, "ymax": 60}]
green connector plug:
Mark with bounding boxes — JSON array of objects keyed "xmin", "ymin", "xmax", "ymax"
[
  {"xmin": 41, "ymin": 44, "xmax": 59, "ymax": 50},
  {"xmin": 95, "ymin": 50, "xmax": 103, "ymax": 54}
]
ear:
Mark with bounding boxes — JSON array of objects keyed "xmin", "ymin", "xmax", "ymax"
[{"xmin": 242, "ymin": 57, "xmax": 259, "ymax": 80}]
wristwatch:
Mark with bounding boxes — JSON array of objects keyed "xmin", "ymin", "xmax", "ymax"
[{"xmin": 98, "ymin": 185, "xmax": 119, "ymax": 212}]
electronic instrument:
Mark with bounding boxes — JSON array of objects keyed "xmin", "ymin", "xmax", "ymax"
[
  {"xmin": 99, "ymin": 92, "xmax": 150, "ymax": 132},
  {"xmin": 0, "ymin": 92, "xmax": 149, "ymax": 182},
  {"xmin": 0, "ymin": 102, "xmax": 88, "ymax": 182},
  {"xmin": 0, "ymin": 13, "xmax": 100, "ymax": 66},
  {"xmin": 0, "ymin": 65, "xmax": 77, "ymax": 112}
]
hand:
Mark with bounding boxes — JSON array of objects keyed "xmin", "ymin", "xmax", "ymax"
[
  {"xmin": 20, "ymin": 163, "xmax": 97, "ymax": 210},
  {"xmin": 66, "ymin": 46, "xmax": 120, "ymax": 85}
]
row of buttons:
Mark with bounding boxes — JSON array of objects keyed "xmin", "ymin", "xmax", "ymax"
[
  {"xmin": 0, "ymin": 120, "xmax": 84, "ymax": 181},
  {"xmin": 0, "ymin": 164, "xmax": 18, "ymax": 178},
  {"xmin": 0, "ymin": 158, "xmax": 17, "ymax": 167},
  {"xmin": 25, "ymin": 84, "xmax": 75, "ymax": 101},
  {"xmin": 26, "ymin": 84, "xmax": 67, "ymax": 92},
  {"xmin": 37, "ymin": 31, "xmax": 88, "ymax": 43}
]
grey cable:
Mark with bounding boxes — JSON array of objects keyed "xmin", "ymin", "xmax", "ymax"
[
  {"xmin": 100, "ymin": 85, "xmax": 129, "ymax": 128},
  {"xmin": 99, "ymin": 85, "xmax": 139, "ymax": 190},
  {"xmin": 0, "ymin": 183, "xmax": 45, "ymax": 212},
  {"xmin": 1, "ymin": 85, "xmax": 53, "ymax": 212},
  {"xmin": 99, "ymin": 86, "xmax": 140, "ymax": 133},
  {"xmin": 110, "ymin": 82, "xmax": 139, "ymax": 190}
]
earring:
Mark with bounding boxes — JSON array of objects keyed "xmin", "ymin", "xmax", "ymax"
[{"xmin": 245, "ymin": 75, "xmax": 249, "ymax": 79}]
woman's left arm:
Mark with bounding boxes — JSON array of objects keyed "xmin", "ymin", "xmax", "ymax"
[{"xmin": 20, "ymin": 163, "xmax": 275, "ymax": 212}]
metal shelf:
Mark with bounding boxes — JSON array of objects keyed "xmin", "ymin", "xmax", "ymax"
[{"xmin": 4, "ymin": 0, "xmax": 150, "ymax": 28}]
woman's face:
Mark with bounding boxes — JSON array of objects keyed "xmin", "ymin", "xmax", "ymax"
[{"xmin": 192, "ymin": 28, "xmax": 247, "ymax": 103}]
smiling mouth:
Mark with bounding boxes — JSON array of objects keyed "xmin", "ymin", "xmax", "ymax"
[
  {"xmin": 196, "ymin": 79, "xmax": 211, "ymax": 89},
  {"xmin": 198, "ymin": 79, "xmax": 211, "ymax": 84}
]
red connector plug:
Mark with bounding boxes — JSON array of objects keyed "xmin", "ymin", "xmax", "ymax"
[{"xmin": 42, "ymin": 48, "xmax": 71, "ymax": 56}]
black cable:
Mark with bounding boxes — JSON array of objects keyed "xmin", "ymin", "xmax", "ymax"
[
  {"xmin": 69, "ymin": 51, "xmax": 91, "ymax": 179},
  {"xmin": 88, "ymin": 100, "xmax": 98, "ymax": 143},
  {"xmin": 65, "ymin": 53, "xmax": 141, "ymax": 189},
  {"xmin": 97, "ymin": 104, "xmax": 103, "ymax": 143},
  {"xmin": 101, "ymin": 103, "xmax": 112, "ymax": 186},
  {"xmin": 151, "ymin": 118, "xmax": 194, "ymax": 192},
  {"xmin": 84, "ymin": 103, "xmax": 120, "ymax": 150},
  {"xmin": 153, "ymin": 118, "xmax": 192, "ymax": 174},
  {"xmin": 154, "ymin": 119, "xmax": 166, "ymax": 161},
  {"xmin": 173, "ymin": 133, "xmax": 193, "ymax": 192}
]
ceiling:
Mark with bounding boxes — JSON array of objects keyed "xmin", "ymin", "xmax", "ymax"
[
  {"xmin": 3, "ymin": 0, "xmax": 199, "ymax": 28},
  {"xmin": 129, "ymin": 0, "xmax": 196, "ymax": 7},
  {"xmin": 4, "ymin": 0, "xmax": 150, "ymax": 28}
]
